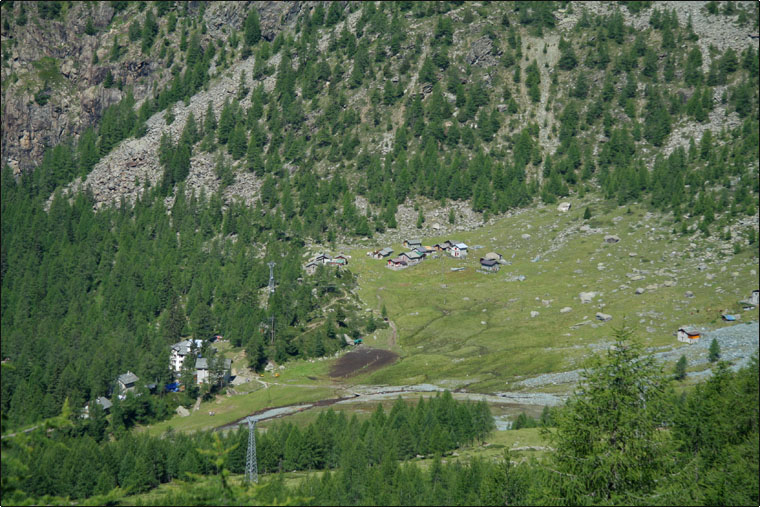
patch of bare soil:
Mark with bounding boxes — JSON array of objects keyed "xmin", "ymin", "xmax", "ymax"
[{"xmin": 329, "ymin": 347, "xmax": 399, "ymax": 378}]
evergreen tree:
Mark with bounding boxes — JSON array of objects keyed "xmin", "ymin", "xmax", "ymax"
[
  {"xmin": 709, "ymin": 338, "xmax": 721, "ymax": 362},
  {"xmin": 244, "ymin": 8, "xmax": 261, "ymax": 46},
  {"xmin": 674, "ymin": 354, "xmax": 688, "ymax": 380},
  {"xmin": 546, "ymin": 329, "xmax": 670, "ymax": 504}
]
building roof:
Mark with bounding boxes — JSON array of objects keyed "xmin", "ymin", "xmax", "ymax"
[
  {"xmin": 722, "ymin": 314, "xmax": 737, "ymax": 321},
  {"xmin": 171, "ymin": 339, "xmax": 203, "ymax": 355},
  {"xmin": 484, "ymin": 252, "xmax": 502, "ymax": 261},
  {"xmin": 96, "ymin": 396, "xmax": 112, "ymax": 410},
  {"xmin": 480, "ymin": 258, "xmax": 498, "ymax": 267},
  {"xmin": 679, "ymin": 327, "xmax": 701, "ymax": 335},
  {"xmin": 305, "ymin": 261, "xmax": 318, "ymax": 268},
  {"xmin": 196, "ymin": 357, "xmax": 232, "ymax": 370},
  {"xmin": 378, "ymin": 247, "xmax": 393, "ymax": 255},
  {"xmin": 404, "ymin": 251, "xmax": 424, "ymax": 259},
  {"xmin": 389, "ymin": 257, "xmax": 408, "ymax": 265},
  {"xmin": 414, "ymin": 246, "xmax": 427, "ymax": 254},
  {"xmin": 405, "ymin": 239, "xmax": 422, "ymax": 245},
  {"xmin": 118, "ymin": 371, "xmax": 139, "ymax": 385},
  {"xmin": 454, "ymin": 243, "xmax": 468, "ymax": 249}
]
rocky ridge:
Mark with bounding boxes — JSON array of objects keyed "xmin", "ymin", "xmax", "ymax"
[{"xmin": 2, "ymin": 1, "xmax": 311, "ymax": 173}]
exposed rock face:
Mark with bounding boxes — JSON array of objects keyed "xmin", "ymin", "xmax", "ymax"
[
  {"xmin": 1, "ymin": 1, "xmax": 307, "ymax": 173},
  {"xmin": 465, "ymin": 36, "xmax": 500, "ymax": 67}
]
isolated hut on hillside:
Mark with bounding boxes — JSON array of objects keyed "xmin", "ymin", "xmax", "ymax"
[
  {"xmin": 677, "ymin": 327, "xmax": 701, "ymax": 343},
  {"xmin": 479, "ymin": 258, "xmax": 500, "ymax": 272}
]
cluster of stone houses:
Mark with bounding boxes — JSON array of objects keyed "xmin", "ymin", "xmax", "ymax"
[
  {"xmin": 305, "ymin": 252, "xmax": 349, "ymax": 275},
  {"xmin": 382, "ymin": 239, "xmax": 472, "ymax": 270}
]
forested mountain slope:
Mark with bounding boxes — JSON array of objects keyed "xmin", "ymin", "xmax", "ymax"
[{"xmin": 1, "ymin": 0, "xmax": 758, "ymax": 439}]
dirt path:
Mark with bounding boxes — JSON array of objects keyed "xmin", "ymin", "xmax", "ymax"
[{"xmin": 388, "ymin": 319, "xmax": 397, "ymax": 347}]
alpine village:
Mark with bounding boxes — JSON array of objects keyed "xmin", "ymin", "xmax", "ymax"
[{"xmin": 1, "ymin": 1, "xmax": 759, "ymax": 506}]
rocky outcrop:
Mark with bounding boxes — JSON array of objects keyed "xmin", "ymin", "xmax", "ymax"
[{"xmin": 1, "ymin": 1, "xmax": 311, "ymax": 173}]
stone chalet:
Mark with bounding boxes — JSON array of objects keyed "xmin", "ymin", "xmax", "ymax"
[
  {"xmin": 480, "ymin": 258, "xmax": 500, "ymax": 272},
  {"xmin": 403, "ymin": 239, "xmax": 422, "ymax": 249},
  {"xmin": 373, "ymin": 247, "xmax": 394, "ymax": 259},
  {"xmin": 327, "ymin": 254, "xmax": 349, "ymax": 266},
  {"xmin": 434, "ymin": 241, "xmax": 453, "ymax": 252},
  {"xmin": 387, "ymin": 257, "xmax": 408, "ymax": 270},
  {"xmin": 305, "ymin": 261, "xmax": 319, "ymax": 275},
  {"xmin": 400, "ymin": 250, "xmax": 424, "ymax": 265},
  {"xmin": 677, "ymin": 327, "xmax": 701, "ymax": 343},
  {"xmin": 83, "ymin": 396, "xmax": 112, "ymax": 418},
  {"xmin": 195, "ymin": 357, "xmax": 232, "ymax": 385},
  {"xmin": 117, "ymin": 371, "xmax": 139, "ymax": 393}
]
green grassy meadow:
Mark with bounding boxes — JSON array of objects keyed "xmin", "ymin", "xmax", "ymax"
[
  {"xmin": 141, "ymin": 197, "xmax": 757, "ymax": 435},
  {"xmin": 346, "ymin": 197, "xmax": 758, "ymax": 392}
]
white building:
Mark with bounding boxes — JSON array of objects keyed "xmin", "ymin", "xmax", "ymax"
[
  {"xmin": 677, "ymin": 327, "xmax": 701, "ymax": 343},
  {"xmin": 451, "ymin": 243, "xmax": 468, "ymax": 257},
  {"xmin": 170, "ymin": 339, "xmax": 203, "ymax": 373}
]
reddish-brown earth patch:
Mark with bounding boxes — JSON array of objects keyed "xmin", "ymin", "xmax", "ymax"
[{"xmin": 329, "ymin": 347, "xmax": 399, "ymax": 378}]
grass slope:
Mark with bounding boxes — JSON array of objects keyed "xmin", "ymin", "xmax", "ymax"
[{"xmin": 347, "ymin": 197, "xmax": 758, "ymax": 393}]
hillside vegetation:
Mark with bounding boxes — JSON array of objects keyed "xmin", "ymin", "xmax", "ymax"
[{"xmin": 1, "ymin": 2, "xmax": 759, "ymax": 505}]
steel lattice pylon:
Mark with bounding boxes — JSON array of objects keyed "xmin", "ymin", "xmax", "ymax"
[
  {"xmin": 245, "ymin": 417, "xmax": 258, "ymax": 484},
  {"xmin": 267, "ymin": 262, "xmax": 276, "ymax": 295}
]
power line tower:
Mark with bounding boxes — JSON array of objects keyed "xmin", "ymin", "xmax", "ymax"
[
  {"xmin": 267, "ymin": 262, "xmax": 276, "ymax": 295},
  {"xmin": 245, "ymin": 417, "xmax": 258, "ymax": 484}
]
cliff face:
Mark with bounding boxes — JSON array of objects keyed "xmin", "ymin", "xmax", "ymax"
[{"xmin": 1, "ymin": 1, "xmax": 303, "ymax": 174}]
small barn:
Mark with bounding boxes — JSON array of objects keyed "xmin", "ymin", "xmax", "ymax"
[
  {"xmin": 451, "ymin": 243, "xmax": 468, "ymax": 257},
  {"xmin": 327, "ymin": 255, "xmax": 348, "ymax": 266},
  {"xmin": 401, "ymin": 251, "xmax": 424, "ymax": 265},
  {"xmin": 721, "ymin": 314, "xmax": 737, "ymax": 322},
  {"xmin": 373, "ymin": 247, "xmax": 394, "ymax": 259},
  {"xmin": 414, "ymin": 246, "xmax": 428, "ymax": 257},
  {"xmin": 82, "ymin": 396, "xmax": 112, "ymax": 419},
  {"xmin": 403, "ymin": 239, "xmax": 422, "ymax": 249},
  {"xmin": 751, "ymin": 290, "xmax": 759, "ymax": 306},
  {"xmin": 312, "ymin": 253, "xmax": 332, "ymax": 265},
  {"xmin": 479, "ymin": 258, "xmax": 500, "ymax": 272},
  {"xmin": 434, "ymin": 241, "xmax": 453, "ymax": 252},
  {"xmin": 117, "ymin": 371, "xmax": 139, "ymax": 393},
  {"xmin": 387, "ymin": 257, "xmax": 408, "ymax": 270},
  {"xmin": 195, "ymin": 357, "xmax": 232, "ymax": 385},
  {"xmin": 304, "ymin": 261, "xmax": 319, "ymax": 275},
  {"xmin": 677, "ymin": 327, "xmax": 701, "ymax": 343}
]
